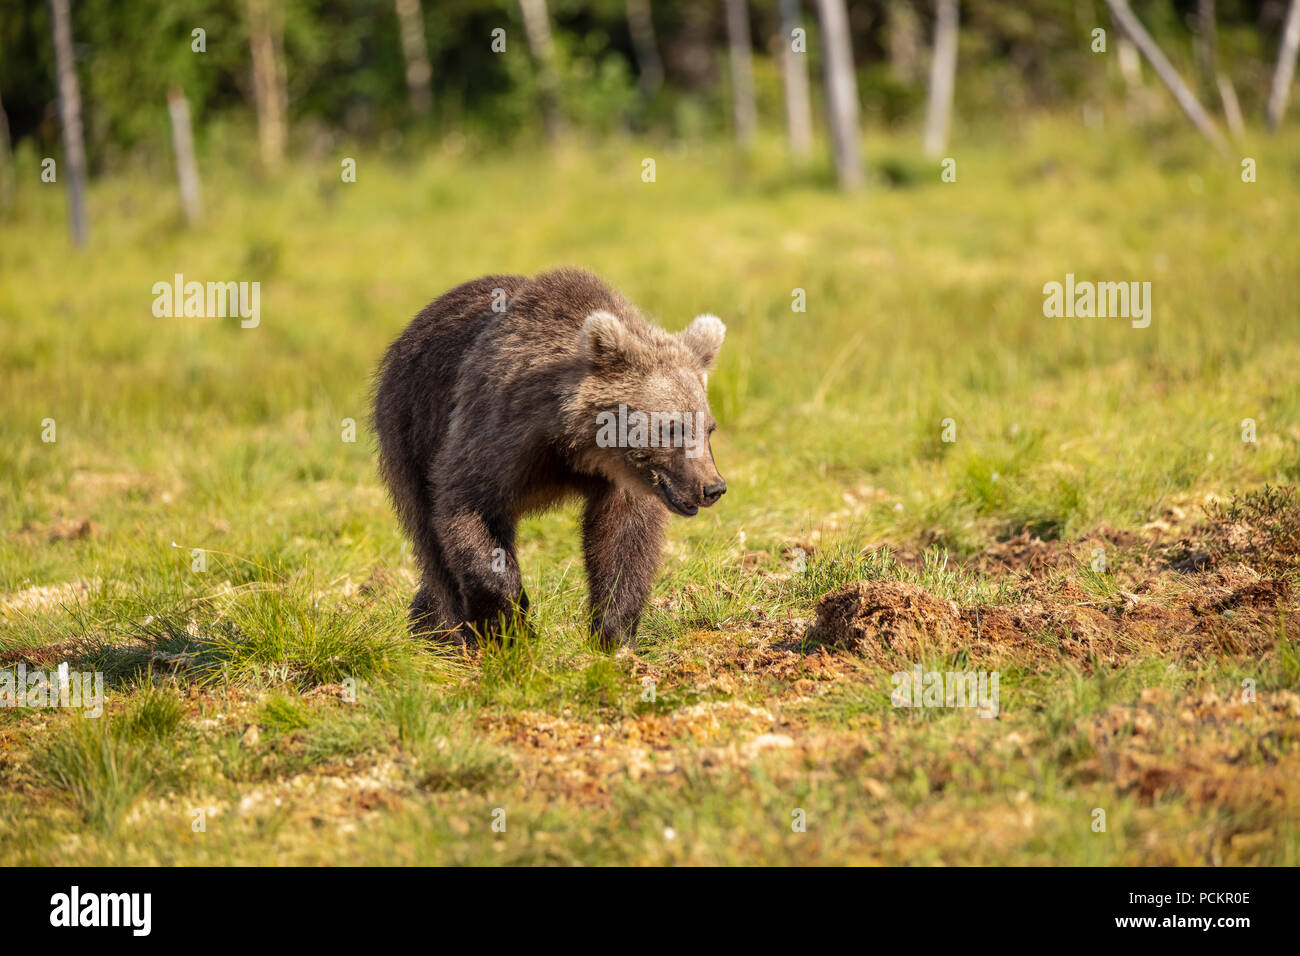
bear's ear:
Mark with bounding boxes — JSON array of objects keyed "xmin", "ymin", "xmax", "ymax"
[
  {"xmin": 582, "ymin": 310, "xmax": 643, "ymax": 369},
  {"xmin": 679, "ymin": 313, "xmax": 726, "ymax": 370}
]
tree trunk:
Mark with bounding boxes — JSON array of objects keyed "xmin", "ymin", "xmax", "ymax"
[
  {"xmin": 888, "ymin": 2, "xmax": 922, "ymax": 84},
  {"xmin": 395, "ymin": 0, "xmax": 433, "ymax": 115},
  {"xmin": 815, "ymin": 0, "xmax": 863, "ymax": 190},
  {"xmin": 519, "ymin": 0, "xmax": 565, "ymax": 143},
  {"xmin": 1194, "ymin": 0, "xmax": 1217, "ymax": 97},
  {"xmin": 1265, "ymin": 0, "xmax": 1300, "ymax": 130},
  {"xmin": 922, "ymin": 0, "xmax": 958, "ymax": 158},
  {"xmin": 1193, "ymin": 0, "xmax": 1244, "ymax": 138},
  {"xmin": 625, "ymin": 0, "xmax": 663, "ymax": 98},
  {"xmin": 724, "ymin": 0, "xmax": 757, "ymax": 148},
  {"xmin": 1117, "ymin": 35, "xmax": 1141, "ymax": 89},
  {"xmin": 1103, "ymin": 0, "xmax": 1227, "ymax": 153},
  {"xmin": 49, "ymin": 0, "xmax": 88, "ymax": 246},
  {"xmin": 778, "ymin": 0, "xmax": 813, "ymax": 159},
  {"xmin": 1217, "ymin": 71, "xmax": 1244, "ymax": 137},
  {"xmin": 247, "ymin": 0, "xmax": 288, "ymax": 170},
  {"xmin": 0, "ymin": 91, "xmax": 14, "ymax": 216},
  {"xmin": 167, "ymin": 87, "xmax": 203, "ymax": 226}
]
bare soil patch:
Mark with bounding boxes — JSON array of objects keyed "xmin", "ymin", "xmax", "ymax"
[
  {"xmin": 806, "ymin": 487, "xmax": 1300, "ymax": 669},
  {"xmin": 807, "ymin": 572, "xmax": 1294, "ymax": 669}
]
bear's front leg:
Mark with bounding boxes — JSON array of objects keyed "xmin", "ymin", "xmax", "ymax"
[
  {"xmin": 582, "ymin": 485, "xmax": 667, "ymax": 649},
  {"xmin": 434, "ymin": 502, "xmax": 527, "ymax": 642}
]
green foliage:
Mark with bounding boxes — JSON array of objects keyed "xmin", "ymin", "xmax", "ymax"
[
  {"xmin": 122, "ymin": 680, "xmax": 187, "ymax": 742},
  {"xmin": 3, "ymin": 0, "xmax": 1291, "ymax": 161},
  {"xmin": 31, "ymin": 711, "xmax": 151, "ymax": 832}
]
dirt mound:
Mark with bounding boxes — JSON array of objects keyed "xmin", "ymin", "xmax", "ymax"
[
  {"xmin": 965, "ymin": 532, "xmax": 1072, "ymax": 575},
  {"xmin": 971, "ymin": 603, "xmax": 1120, "ymax": 661},
  {"xmin": 1192, "ymin": 577, "xmax": 1291, "ymax": 614},
  {"xmin": 0, "ymin": 637, "xmax": 91, "ymax": 668},
  {"xmin": 965, "ymin": 527, "xmax": 1140, "ymax": 577},
  {"xmin": 807, "ymin": 582, "xmax": 1126, "ymax": 668},
  {"xmin": 808, "ymin": 570, "xmax": 1295, "ymax": 669},
  {"xmin": 805, "ymin": 488, "xmax": 1300, "ymax": 670},
  {"xmin": 806, "ymin": 582, "xmax": 964, "ymax": 665},
  {"xmin": 963, "ymin": 488, "xmax": 1299, "ymax": 582}
]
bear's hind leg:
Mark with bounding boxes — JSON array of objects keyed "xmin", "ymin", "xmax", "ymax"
[
  {"xmin": 404, "ymin": 506, "xmax": 469, "ymax": 641},
  {"xmin": 409, "ymin": 575, "xmax": 462, "ymax": 642},
  {"xmin": 433, "ymin": 500, "xmax": 528, "ymax": 642}
]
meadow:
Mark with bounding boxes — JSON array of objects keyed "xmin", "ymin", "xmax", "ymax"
[{"xmin": 1, "ymin": 113, "xmax": 1298, "ymax": 864}]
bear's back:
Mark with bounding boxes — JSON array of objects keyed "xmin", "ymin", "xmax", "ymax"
[{"xmin": 506, "ymin": 268, "xmax": 640, "ymax": 339}]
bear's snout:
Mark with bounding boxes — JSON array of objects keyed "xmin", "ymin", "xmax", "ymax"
[{"xmin": 701, "ymin": 479, "xmax": 727, "ymax": 506}]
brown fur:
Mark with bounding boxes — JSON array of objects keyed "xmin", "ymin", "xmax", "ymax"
[{"xmin": 373, "ymin": 268, "xmax": 726, "ymax": 647}]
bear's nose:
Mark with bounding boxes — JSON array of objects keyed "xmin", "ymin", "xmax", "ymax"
[{"xmin": 702, "ymin": 480, "xmax": 727, "ymax": 505}]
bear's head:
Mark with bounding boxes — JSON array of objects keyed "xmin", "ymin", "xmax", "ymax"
[{"xmin": 572, "ymin": 309, "xmax": 727, "ymax": 516}]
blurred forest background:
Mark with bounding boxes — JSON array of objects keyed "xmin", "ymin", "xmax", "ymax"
[
  {"xmin": 4, "ymin": 2, "xmax": 1300, "ymax": 866},
  {"xmin": 2, "ymin": 0, "xmax": 1299, "ymax": 203}
]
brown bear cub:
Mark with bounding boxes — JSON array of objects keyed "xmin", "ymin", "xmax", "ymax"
[{"xmin": 373, "ymin": 268, "xmax": 727, "ymax": 648}]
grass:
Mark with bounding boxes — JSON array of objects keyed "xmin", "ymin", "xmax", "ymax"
[
  {"xmin": 29, "ymin": 713, "xmax": 151, "ymax": 833},
  {"xmin": 1, "ymin": 111, "xmax": 1299, "ymax": 864}
]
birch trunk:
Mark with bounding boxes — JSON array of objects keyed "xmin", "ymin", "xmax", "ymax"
[
  {"xmin": 0, "ymin": 91, "xmax": 14, "ymax": 216},
  {"xmin": 519, "ymin": 0, "xmax": 565, "ymax": 142},
  {"xmin": 49, "ymin": 0, "xmax": 88, "ymax": 246},
  {"xmin": 888, "ymin": 2, "xmax": 922, "ymax": 84},
  {"xmin": 815, "ymin": 0, "xmax": 863, "ymax": 190},
  {"xmin": 395, "ymin": 0, "xmax": 434, "ymax": 114},
  {"xmin": 247, "ymin": 0, "xmax": 288, "ymax": 170},
  {"xmin": 167, "ymin": 87, "xmax": 203, "ymax": 226},
  {"xmin": 778, "ymin": 0, "xmax": 813, "ymax": 159},
  {"xmin": 1265, "ymin": 0, "xmax": 1300, "ymax": 130},
  {"xmin": 724, "ymin": 0, "xmax": 757, "ymax": 148},
  {"xmin": 922, "ymin": 0, "xmax": 958, "ymax": 158},
  {"xmin": 1103, "ymin": 0, "xmax": 1227, "ymax": 153},
  {"xmin": 625, "ymin": 0, "xmax": 663, "ymax": 97}
]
